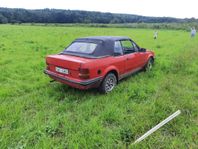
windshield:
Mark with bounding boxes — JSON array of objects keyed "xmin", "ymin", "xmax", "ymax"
[{"xmin": 64, "ymin": 42, "xmax": 97, "ymax": 54}]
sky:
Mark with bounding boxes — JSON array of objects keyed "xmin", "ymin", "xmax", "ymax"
[{"xmin": 1, "ymin": 0, "xmax": 197, "ymax": 19}]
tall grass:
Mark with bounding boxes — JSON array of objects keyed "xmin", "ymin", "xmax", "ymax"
[{"xmin": 0, "ymin": 24, "xmax": 198, "ymax": 148}]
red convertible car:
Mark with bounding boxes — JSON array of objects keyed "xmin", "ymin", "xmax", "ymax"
[{"xmin": 44, "ymin": 36, "xmax": 155, "ymax": 93}]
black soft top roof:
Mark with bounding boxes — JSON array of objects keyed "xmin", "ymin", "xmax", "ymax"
[
  {"xmin": 62, "ymin": 36, "xmax": 132, "ymax": 58},
  {"xmin": 76, "ymin": 36, "xmax": 131, "ymax": 42}
]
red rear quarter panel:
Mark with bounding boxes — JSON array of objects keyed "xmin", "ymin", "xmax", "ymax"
[{"xmin": 81, "ymin": 56, "xmax": 125, "ymax": 79}]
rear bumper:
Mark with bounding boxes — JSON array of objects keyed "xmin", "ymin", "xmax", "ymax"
[{"xmin": 44, "ymin": 69, "xmax": 102, "ymax": 89}]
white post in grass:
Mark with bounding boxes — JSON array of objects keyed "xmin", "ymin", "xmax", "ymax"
[{"xmin": 134, "ymin": 110, "xmax": 181, "ymax": 144}]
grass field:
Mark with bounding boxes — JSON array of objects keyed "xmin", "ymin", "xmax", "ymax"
[{"xmin": 0, "ymin": 24, "xmax": 198, "ymax": 148}]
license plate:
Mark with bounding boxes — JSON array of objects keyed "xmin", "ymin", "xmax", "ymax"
[{"xmin": 55, "ymin": 67, "xmax": 69, "ymax": 74}]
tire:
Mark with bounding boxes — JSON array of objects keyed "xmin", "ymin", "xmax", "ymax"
[
  {"xmin": 99, "ymin": 73, "xmax": 117, "ymax": 93},
  {"xmin": 144, "ymin": 58, "xmax": 154, "ymax": 71}
]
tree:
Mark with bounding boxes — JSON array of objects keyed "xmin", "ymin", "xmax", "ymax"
[{"xmin": 0, "ymin": 13, "xmax": 8, "ymax": 23}]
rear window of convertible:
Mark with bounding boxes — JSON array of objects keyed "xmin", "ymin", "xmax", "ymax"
[{"xmin": 64, "ymin": 42, "xmax": 97, "ymax": 54}]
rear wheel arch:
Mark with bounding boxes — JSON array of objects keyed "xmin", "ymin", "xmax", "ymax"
[
  {"xmin": 99, "ymin": 71, "xmax": 118, "ymax": 93},
  {"xmin": 103, "ymin": 67, "xmax": 119, "ymax": 81},
  {"xmin": 107, "ymin": 70, "xmax": 118, "ymax": 83}
]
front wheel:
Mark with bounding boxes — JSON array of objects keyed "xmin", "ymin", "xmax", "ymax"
[
  {"xmin": 99, "ymin": 73, "xmax": 117, "ymax": 93},
  {"xmin": 144, "ymin": 58, "xmax": 154, "ymax": 71}
]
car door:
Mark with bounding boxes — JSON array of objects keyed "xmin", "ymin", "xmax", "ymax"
[
  {"xmin": 113, "ymin": 41, "xmax": 126, "ymax": 75},
  {"xmin": 120, "ymin": 40, "xmax": 140, "ymax": 73},
  {"xmin": 132, "ymin": 41, "xmax": 147, "ymax": 67}
]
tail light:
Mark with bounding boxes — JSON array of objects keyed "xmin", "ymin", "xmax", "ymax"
[{"xmin": 79, "ymin": 68, "xmax": 90, "ymax": 79}]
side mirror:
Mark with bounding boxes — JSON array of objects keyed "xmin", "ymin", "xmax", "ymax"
[{"xmin": 139, "ymin": 48, "xmax": 146, "ymax": 52}]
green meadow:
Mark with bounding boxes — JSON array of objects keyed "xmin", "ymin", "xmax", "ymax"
[{"xmin": 0, "ymin": 24, "xmax": 198, "ymax": 148}]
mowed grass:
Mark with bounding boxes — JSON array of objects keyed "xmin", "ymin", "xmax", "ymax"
[{"xmin": 0, "ymin": 24, "xmax": 198, "ymax": 148}]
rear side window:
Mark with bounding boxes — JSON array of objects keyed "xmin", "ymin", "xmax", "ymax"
[
  {"xmin": 114, "ymin": 41, "xmax": 123, "ymax": 56},
  {"xmin": 65, "ymin": 42, "xmax": 97, "ymax": 54}
]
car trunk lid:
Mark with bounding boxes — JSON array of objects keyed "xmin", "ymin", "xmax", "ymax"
[
  {"xmin": 46, "ymin": 54, "xmax": 93, "ymax": 79},
  {"xmin": 47, "ymin": 54, "xmax": 92, "ymax": 69}
]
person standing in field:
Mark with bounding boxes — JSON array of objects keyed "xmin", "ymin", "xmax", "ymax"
[
  {"xmin": 154, "ymin": 31, "xmax": 158, "ymax": 39},
  {"xmin": 191, "ymin": 27, "xmax": 196, "ymax": 38},
  {"xmin": 193, "ymin": 27, "xmax": 196, "ymax": 36}
]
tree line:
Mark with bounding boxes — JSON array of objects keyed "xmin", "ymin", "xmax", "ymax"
[{"xmin": 0, "ymin": 7, "xmax": 197, "ymax": 24}]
